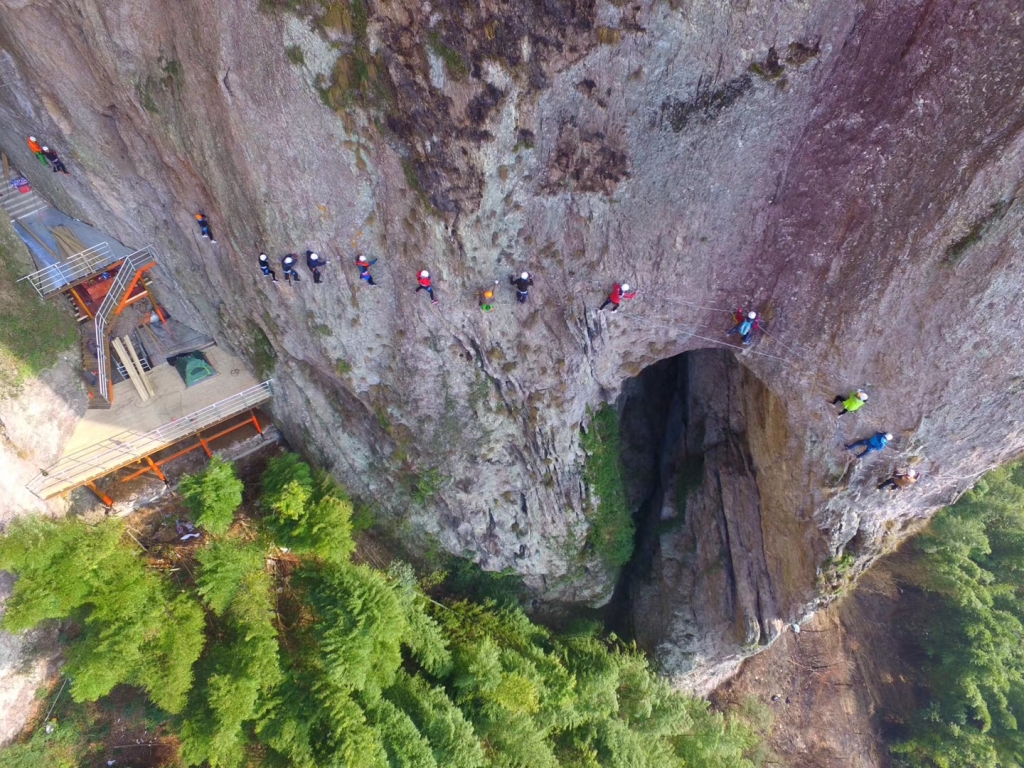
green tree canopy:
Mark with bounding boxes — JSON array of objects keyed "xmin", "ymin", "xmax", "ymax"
[
  {"xmin": 0, "ymin": 517, "xmax": 205, "ymax": 712},
  {"xmin": 891, "ymin": 463, "xmax": 1024, "ymax": 767},
  {"xmin": 178, "ymin": 456, "xmax": 244, "ymax": 534}
]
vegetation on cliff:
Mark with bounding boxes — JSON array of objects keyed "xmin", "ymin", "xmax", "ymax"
[
  {"xmin": 581, "ymin": 405, "xmax": 635, "ymax": 569},
  {"xmin": 0, "ymin": 217, "xmax": 77, "ymax": 395},
  {"xmin": 889, "ymin": 463, "xmax": 1024, "ymax": 767},
  {"xmin": 0, "ymin": 453, "xmax": 762, "ymax": 767}
]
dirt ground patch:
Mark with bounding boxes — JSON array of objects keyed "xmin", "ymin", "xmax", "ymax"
[{"xmin": 712, "ymin": 563, "xmax": 923, "ymax": 767}]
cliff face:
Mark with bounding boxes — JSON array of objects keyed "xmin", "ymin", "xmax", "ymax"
[{"xmin": 1, "ymin": 0, "xmax": 1023, "ymax": 687}]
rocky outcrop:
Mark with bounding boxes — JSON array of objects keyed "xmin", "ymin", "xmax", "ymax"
[{"xmin": 0, "ymin": 0, "xmax": 1023, "ymax": 688}]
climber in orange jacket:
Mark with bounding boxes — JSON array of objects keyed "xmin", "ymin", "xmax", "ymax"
[
  {"xmin": 27, "ymin": 136, "xmax": 47, "ymax": 166},
  {"xmin": 599, "ymin": 282, "xmax": 637, "ymax": 312}
]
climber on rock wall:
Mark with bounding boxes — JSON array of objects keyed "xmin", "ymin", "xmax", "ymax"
[
  {"xmin": 727, "ymin": 310, "xmax": 762, "ymax": 345},
  {"xmin": 281, "ymin": 253, "xmax": 301, "ymax": 283},
  {"xmin": 510, "ymin": 271, "xmax": 534, "ymax": 303},
  {"xmin": 833, "ymin": 390, "xmax": 869, "ymax": 416},
  {"xmin": 598, "ymin": 282, "xmax": 637, "ymax": 312},
  {"xmin": 878, "ymin": 467, "xmax": 919, "ymax": 491},
  {"xmin": 258, "ymin": 253, "xmax": 277, "ymax": 282},
  {"xmin": 41, "ymin": 146, "xmax": 69, "ymax": 175},
  {"xmin": 306, "ymin": 251, "xmax": 326, "ymax": 284},
  {"xmin": 195, "ymin": 213, "xmax": 216, "ymax": 243},
  {"xmin": 847, "ymin": 432, "xmax": 893, "ymax": 459},
  {"xmin": 356, "ymin": 254, "xmax": 378, "ymax": 286},
  {"xmin": 480, "ymin": 281, "xmax": 499, "ymax": 311},
  {"xmin": 26, "ymin": 136, "xmax": 47, "ymax": 165},
  {"xmin": 415, "ymin": 270, "xmax": 438, "ymax": 304}
]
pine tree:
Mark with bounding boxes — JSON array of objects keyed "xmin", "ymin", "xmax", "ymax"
[
  {"xmin": 0, "ymin": 517, "xmax": 205, "ymax": 713},
  {"xmin": 262, "ymin": 452, "xmax": 314, "ymax": 522},
  {"xmin": 181, "ymin": 541, "xmax": 283, "ymax": 767},
  {"xmin": 262, "ymin": 456, "xmax": 355, "ymax": 562},
  {"xmin": 196, "ymin": 539, "xmax": 267, "ymax": 615},
  {"xmin": 178, "ymin": 456, "xmax": 244, "ymax": 534}
]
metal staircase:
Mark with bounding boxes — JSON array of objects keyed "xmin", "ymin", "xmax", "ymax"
[
  {"xmin": 88, "ymin": 247, "xmax": 158, "ymax": 408},
  {"xmin": 0, "ymin": 184, "xmax": 48, "ymax": 221}
]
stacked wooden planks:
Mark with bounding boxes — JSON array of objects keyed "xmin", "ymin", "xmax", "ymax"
[
  {"xmin": 111, "ymin": 335, "xmax": 154, "ymax": 401},
  {"xmin": 50, "ymin": 225, "xmax": 89, "ymax": 260}
]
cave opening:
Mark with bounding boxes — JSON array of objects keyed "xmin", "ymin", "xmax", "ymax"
[{"xmin": 604, "ymin": 347, "xmax": 776, "ymax": 658}]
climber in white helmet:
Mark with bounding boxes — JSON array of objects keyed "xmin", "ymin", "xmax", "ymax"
[
  {"xmin": 306, "ymin": 250, "xmax": 327, "ymax": 284},
  {"xmin": 41, "ymin": 146, "xmax": 69, "ymax": 175},
  {"xmin": 727, "ymin": 307, "xmax": 763, "ymax": 345},
  {"xmin": 598, "ymin": 282, "xmax": 638, "ymax": 312},
  {"xmin": 27, "ymin": 136, "xmax": 47, "ymax": 165},
  {"xmin": 510, "ymin": 271, "xmax": 534, "ymax": 304},
  {"xmin": 832, "ymin": 389, "xmax": 869, "ymax": 417},
  {"xmin": 415, "ymin": 269, "xmax": 438, "ymax": 304},
  {"xmin": 846, "ymin": 432, "xmax": 894, "ymax": 459},
  {"xmin": 281, "ymin": 253, "xmax": 301, "ymax": 283},
  {"xmin": 878, "ymin": 467, "xmax": 920, "ymax": 491},
  {"xmin": 257, "ymin": 252, "xmax": 278, "ymax": 282}
]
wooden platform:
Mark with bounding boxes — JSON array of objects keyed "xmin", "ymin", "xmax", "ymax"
[
  {"xmin": 29, "ymin": 346, "xmax": 271, "ymax": 499},
  {"xmin": 62, "ymin": 346, "xmax": 259, "ymax": 454}
]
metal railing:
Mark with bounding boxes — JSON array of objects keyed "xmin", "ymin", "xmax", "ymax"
[
  {"xmin": 27, "ymin": 381, "xmax": 274, "ymax": 498},
  {"xmin": 17, "ymin": 243, "xmax": 116, "ymax": 297},
  {"xmin": 94, "ymin": 247, "xmax": 157, "ymax": 406},
  {"xmin": 113, "ymin": 333, "xmax": 152, "ymax": 380}
]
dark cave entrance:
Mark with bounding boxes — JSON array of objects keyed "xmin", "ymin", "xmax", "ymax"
[{"xmin": 603, "ymin": 347, "xmax": 773, "ymax": 650}]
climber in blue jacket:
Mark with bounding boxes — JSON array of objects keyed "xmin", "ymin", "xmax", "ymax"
[{"xmin": 846, "ymin": 432, "xmax": 893, "ymax": 459}]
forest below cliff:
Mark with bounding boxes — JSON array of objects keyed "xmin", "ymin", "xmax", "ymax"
[{"xmin": 0, "ymin": 451, "xmax": 765, "ymax": 768}]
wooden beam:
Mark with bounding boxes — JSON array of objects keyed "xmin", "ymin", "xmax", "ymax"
[
  {"xmin": 111, "ymin": 337, "xmax": 149, "ymax": 401},
  {"xmin": 123, "ymin": 335, "xmax": 154, "ymax": 398}
]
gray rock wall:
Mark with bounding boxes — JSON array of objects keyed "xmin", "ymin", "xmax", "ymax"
[{"xmin": 0, "ymin": 0, "xmax": 1022, "ymax": 687}]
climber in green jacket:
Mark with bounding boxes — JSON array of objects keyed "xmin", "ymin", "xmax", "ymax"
[{"xmin": 832, "ymin": 389, "xmax": 868, "ymax": 416}]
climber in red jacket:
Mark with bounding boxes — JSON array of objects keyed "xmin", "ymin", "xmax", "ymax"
[
  {"xmin": 355, "ymin": 254, "xmax": 377, "ymax": 286},
  {"xmin": 599, "ymin": 282, "xmax": 637, "ymax": 312},
  {"xmin": 415, "ymin": 270, "xmax": 438, "ymax": 304}
]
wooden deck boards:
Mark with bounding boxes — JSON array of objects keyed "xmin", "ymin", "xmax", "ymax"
[{"xmin": 62, "ymin": 346, "xmax": 260, "ymax": 455}]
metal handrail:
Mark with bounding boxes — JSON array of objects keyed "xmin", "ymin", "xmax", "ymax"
[
  {"xmin": 27, "ymin": 380, "xmax": 274, "ymax": 498},
  {"xmin": 94, "ymin": 246, "xmax": 157, "ymax": 405},
  {"xmin": 17, "ymin": 243, "xmax": 116, "ymax": 297}
]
